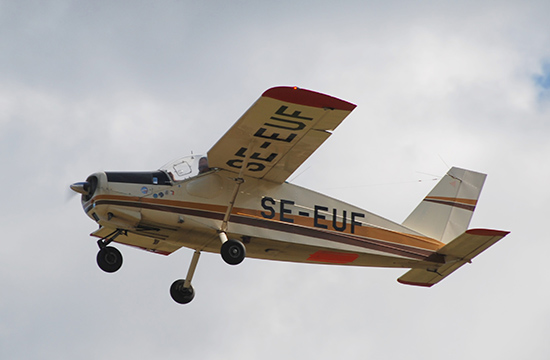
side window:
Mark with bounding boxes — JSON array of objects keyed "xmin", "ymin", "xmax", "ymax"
[
  {"xmin": 172, "ymin": 160, "xmax": 192, "ymax": 177},
  {"xmin": 198, "ymin": 156, "xmax": 210, "ymax": 174},
  {"xmin": 160, "ymin": 155, "xmax": 206, "ymax": 182}
]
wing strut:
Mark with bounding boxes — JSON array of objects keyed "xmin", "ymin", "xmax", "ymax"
[
  {"xmin": 216, "ymin": 146, "xmax": 251, "ymax": 265},
  {"xmin": 220, "ymin": 141, "xmax": 252, "ymax": 233},
  {"xmin": 220, "ymin": 177, "xmax": 245, "ymax": 233}
]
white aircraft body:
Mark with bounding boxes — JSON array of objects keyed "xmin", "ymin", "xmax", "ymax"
[{"xmin": 71, "ymin": 86, "xmax": 509, "ymax": 304}]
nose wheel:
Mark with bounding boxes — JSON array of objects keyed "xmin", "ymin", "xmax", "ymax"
[
  {"xmin": 170, "ymin": 279, "xmax": 195, "ymax": 304},
  {"xmin": 170, "ymin": 250, "xmax": 201, "ymax": 305}
]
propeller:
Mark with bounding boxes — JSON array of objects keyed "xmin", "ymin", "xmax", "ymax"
[{"xmin": 70, "ymin": 181, "xmax": 90, "ymax": 195}]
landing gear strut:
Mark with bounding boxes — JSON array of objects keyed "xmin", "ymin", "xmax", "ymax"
[
  {"xmin": 170, "ymin": 250, "xmax": 201, "ymax": 304},
  {"xmin": 96, "ymin": 229, "xmax": 125, "ymax": 273}
]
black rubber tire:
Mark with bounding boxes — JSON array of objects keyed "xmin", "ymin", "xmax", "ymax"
[
  {"xmin": 221, "ymin": 239, "xmax": 246, "ymax": 265},
  {"xmin": 97, "ymin": 246, "xmax": 123, "ymax": 273},
  {"xmin": 170, "ymin": 279, "xmax": 195, "ymax": 304}
]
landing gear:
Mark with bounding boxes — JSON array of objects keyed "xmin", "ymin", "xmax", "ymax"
[
  {"xmin": 170, "ymin": 279, "xmax": 195, "ymax": 304},
  {"xmin": 91, "ymin": 228, "xmax": 246, "ymax": 304},
  {"xmin": 97, "ymin": 246, "xmax": 123, "ymax": 273},
  {"xmin": 220, "ymin": 239, "xmax": 246, "ymax": 265},
  {"xmin": 96, "ymin": 229, "xmax": 125, "ymax": 273},
  {"xmin": 170, "ymin": 250, "xmax": 201, "ymax": 305}
]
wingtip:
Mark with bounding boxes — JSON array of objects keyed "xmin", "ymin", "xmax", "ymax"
[
  {"xmin": 465, "ymin": 229, "xmax": 510, "ymax": 237},
  {"xmin": 262, "ymin": 86, "xmax": 356, "ymax": 111},
  {"xmin": 397, "ymin": 278, "xmax": 435, "ymax": 287}
]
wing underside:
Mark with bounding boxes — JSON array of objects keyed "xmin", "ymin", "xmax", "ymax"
[{"xmin": 91, "ymin": 226, "xmax": 184, "ymax": 255}]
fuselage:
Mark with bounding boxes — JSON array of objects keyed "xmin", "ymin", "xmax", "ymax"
[{"xmin": 79, "ymin": 158, "xmax": 445, "ymax": 269}]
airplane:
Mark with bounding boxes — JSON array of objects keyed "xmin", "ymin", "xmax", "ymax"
[{"xmin": 70, "ymin": 86, "xmax": 509, "ymax": 304}]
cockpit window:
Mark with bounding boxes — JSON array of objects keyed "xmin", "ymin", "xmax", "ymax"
[{"xmin": 160, "ymin": 154, "xmax": 210, "ymax": 182}]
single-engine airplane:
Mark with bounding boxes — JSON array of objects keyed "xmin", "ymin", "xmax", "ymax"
[{"xmin": 71, "ymin": 86, "xmax": 509, "ymax": 304}]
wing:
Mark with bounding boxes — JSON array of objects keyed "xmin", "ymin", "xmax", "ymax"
[
  {"xmin": 207, "ymin": 86, "xmax": 356, "ymax": 183},
  {"xmin": 91, "ymin": 226, "xmax": 184, "ymax": 255}
]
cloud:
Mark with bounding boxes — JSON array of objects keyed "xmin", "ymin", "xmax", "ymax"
[
  {"xmin": 534, "ymin": 61, "xmax": 550, "ymax": 103},
  {"xmin": 2, "ymin": 1, "xmax": 550, "ymax": 359}
]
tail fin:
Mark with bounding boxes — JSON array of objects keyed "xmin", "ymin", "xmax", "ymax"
[{"xmin": 402, "ymin": 167, "xmax": 486, "ymax": 244}]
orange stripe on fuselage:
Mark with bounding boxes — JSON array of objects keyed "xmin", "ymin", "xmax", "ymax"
[
  {"xmin": 235, "ymin": 208, "xmax": 443, "ymax": 251},
  {"xmin": 89, "ymin": 194, "xmax": 444, "ymax": 253}
]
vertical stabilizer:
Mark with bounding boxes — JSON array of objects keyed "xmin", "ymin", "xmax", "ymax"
[{"xmin": 402, "ymin": 167, "xmax": 486, "ymax": 243}]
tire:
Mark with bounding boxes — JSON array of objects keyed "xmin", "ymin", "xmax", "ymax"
[
  {"xmin": 97, "ymin": 246, "xmax": 123, "ymax": 273},
  {"xmin": 170, "ymin": 279, "xmax": 195, "ymax": 304},
  {"xmin": 220, "ymin": 239, "xmax": 246, "ymax": 265}
]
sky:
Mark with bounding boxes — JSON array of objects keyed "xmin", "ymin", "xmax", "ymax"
[{"xmin": 1, "ymin": 0, "xmax": 550, "ymax": 359}]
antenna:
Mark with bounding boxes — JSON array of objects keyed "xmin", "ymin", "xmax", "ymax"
[
  {"xmin": 288, "ymin": 166, "xmax": 311, "ymax": 183},
  {"xmin": 438, "ymin": 154, "xmax": 450, "ymax": 169}
]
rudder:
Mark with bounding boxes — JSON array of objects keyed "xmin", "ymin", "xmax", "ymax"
[{"xmin": 402, "ymin": 167, "xmax": 486, "ymax": 243}]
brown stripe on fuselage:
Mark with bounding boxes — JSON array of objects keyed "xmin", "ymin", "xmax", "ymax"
[
  {"xmin": 235, "ymin": 208, "xmax": 442, "ymax": 250},
  {"xmin": 232, "ymin": 213, "xmax": 439, "ymax": 260},
  {"xmin": 88, "ymin": 194, "xmax": 443, "ymax": 262}
]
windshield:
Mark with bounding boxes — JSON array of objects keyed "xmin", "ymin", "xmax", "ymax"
[{"xmin": 159, "ymin": 154, "xmax": 210, "ymax": 182}]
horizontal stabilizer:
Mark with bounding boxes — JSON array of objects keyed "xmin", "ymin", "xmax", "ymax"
[{"xmin": 398, "ymin": 229, "xmax": 509, "ymax": 287}]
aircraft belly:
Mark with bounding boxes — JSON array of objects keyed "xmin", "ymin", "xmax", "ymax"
[
  {"xmin": 220, "ymin": 221, "xmax": 424, "ymax": 267},
  {"xmin": 225, "ymin": 232, "xmax": 420, "ymax": 268},
  {"xmin": 228, "ymin": 222, "xmax": 390, "ymax": 257}
]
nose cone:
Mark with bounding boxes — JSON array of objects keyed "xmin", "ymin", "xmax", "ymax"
[{"xmin": 70, "ymin": 181, "xmax": 90, "ymax": 195}]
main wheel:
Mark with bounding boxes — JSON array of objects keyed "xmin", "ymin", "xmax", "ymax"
[
  {"xmin": 170, "ymin": 279, "xmax": 195, "ymax": 304},
  {"xmin": 221, "ymin": 239, "xmax": 246, "ymax": 265},
  {"xmin": 97, "ymin": 246, "xmax": 123, "ymax": 273}
]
